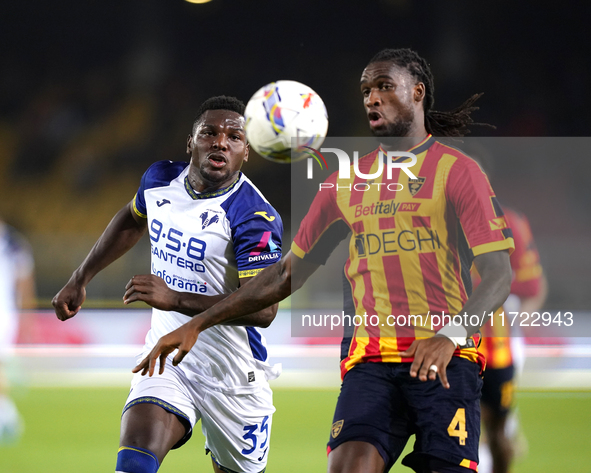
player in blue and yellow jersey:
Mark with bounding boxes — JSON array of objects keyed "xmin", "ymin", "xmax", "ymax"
[
  {"xmin": 53, "ymin": 96, "xmax": 282, "ymax": 473},
  {"xmin": 134, "ymin": 49, "xmax": 514, "ymax": 473}
]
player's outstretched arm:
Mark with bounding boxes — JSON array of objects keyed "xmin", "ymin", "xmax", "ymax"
[
  {"xmin": 400, "ymin": 249, "xmax": 512, "ymax": 388},
  {"xmin": 52, "ymin": 201, "xmax": 147, "ymax": 321},
  {"xmin": 122, "ymin": 273, "xmax": 278, "ymax": 328},
  {"xmin": 132, "ymin": 251, "xmax": 320, "ymax": 376}
]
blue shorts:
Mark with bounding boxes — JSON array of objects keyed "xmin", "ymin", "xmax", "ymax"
[
  {"xmin": 481, "ymin": 365, "xmax": 515, "ymax": 415},
  {"xmin": 327, "ymin": 358, "xmax": 482, "ymax": 473}
]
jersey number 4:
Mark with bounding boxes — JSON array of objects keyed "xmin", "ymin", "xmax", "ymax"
[{"xmin": 447, "ymin": 408, "xmax": 468, "ymax": 445}]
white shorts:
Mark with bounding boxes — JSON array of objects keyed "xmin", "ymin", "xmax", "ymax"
[{"xmin": 124, "ymin": 359, "xmax": 274, "ymax": 473}]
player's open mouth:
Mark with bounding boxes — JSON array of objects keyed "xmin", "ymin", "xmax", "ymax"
[
  {"xmin": 368, "ymin": 111, "xmax": 384, "ymax": 128},
  {"xmin": 207, "ymin": 153, "xmax": 227, "ymax": 168}
]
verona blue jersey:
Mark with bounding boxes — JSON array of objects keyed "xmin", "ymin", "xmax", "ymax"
[{"xmin": 133, "ymin": 161, "xmax": 283, "ymax": 394}]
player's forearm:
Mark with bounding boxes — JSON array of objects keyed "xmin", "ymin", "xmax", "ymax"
[
  {"xmin": 186, "ymin": 259, "xmax": 290, "ymax": 333},
  {"xmin": 220, "ymin": 304, "xmax": 279, "ymax": 328},
  {"xmin": 173, "ymin": 293, "xmax": 227, "ymax": 316},
  {"xmin": 465, "ymin": 251, "xmax": 511, "ymax": 336},
  {"xmin": 460, "ymin": 279, "xmax": 510, "ymax": 337},
  {"xmin": 124, "ymin": 273, "xmax": 278, "ymax": 328},
  {"xmin": 172, "ymin": 292, "xmax": 278, "ymax": 327},
  {"xmin": 173, "ymin": 276, "xmax": 278, "ymax": 327},
  {"xmin": 150, "ymin": 287, "xmax": 277, "ymax": 327},
  {"xmin": 443, "ymin": 250, "xmax": 512, "ymax": 339},
  {"xmin": 72, "ymin": 203, "xmax": 146, "ymax": 287}
]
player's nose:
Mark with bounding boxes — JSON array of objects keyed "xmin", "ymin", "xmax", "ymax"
[
  {"xmin": 212, "ymin": 133, "xmax": 228, "ymax": 150},
  {"xmin": 366, "ymin": 88, "xmax": 382, "ymax": 107}
]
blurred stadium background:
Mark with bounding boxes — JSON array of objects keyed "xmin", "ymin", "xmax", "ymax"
[{"xmin": 1, "ymin": 1, "xmax": 590, "ymax": 471}]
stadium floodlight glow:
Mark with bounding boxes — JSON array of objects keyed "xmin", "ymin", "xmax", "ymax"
[{"xmin": 185, "ymin": 0, "xmax": 212, "ymax": 3}]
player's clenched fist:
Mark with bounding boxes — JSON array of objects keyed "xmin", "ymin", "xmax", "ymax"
[
  {"xmin": 52, "ymin": 282, "xmax": 86, "ymax": 321},
  {"xmin": 132, "ymin": 323, "xmax": 199, "ymax": 376}
]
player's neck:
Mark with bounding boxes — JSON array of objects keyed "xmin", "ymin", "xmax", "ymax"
[
  {"xmin": 380, "ymin": 135, "xmax": 429, "ymax": 152},
  {"xmin": 381, "ymin": 122, "xmax": 428, "ymax": 151},
  {"xmin": 188, "ymin": 171, "xmax": 241, "ymax": 195}
]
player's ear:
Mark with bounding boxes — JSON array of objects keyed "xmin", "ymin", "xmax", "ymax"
[
  {"xmin": 414, "ymin": 82, "xmax": 425, "ymax": 103},
  {"xmin": 243, "ymin": 142, "xmax": 250, "ymax": 163},
  {"xmin": 187, "ymin": 134, "xmax": 194, "ymax": 154}
]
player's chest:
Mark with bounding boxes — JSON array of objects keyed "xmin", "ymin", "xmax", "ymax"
[
  {"xmin": 144, "ymin": 187, "xmax": 232, "ymax": 254},
  {"xmin": 337, "ymin": 178, "xmax": 447, "ymax": 230}
]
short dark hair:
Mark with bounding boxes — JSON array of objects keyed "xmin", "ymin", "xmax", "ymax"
[
  {"xmin": 192, "ymin": 95, "xmax": 246, "ymax": 134},
  {"xmin": 368, "ymin": 48, "xmax": 491, "ymax": 137}
]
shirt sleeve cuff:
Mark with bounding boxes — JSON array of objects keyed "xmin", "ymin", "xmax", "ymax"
[{"xmin": 472, "ymin": 238, "xmax": 514, "ymax": 257}]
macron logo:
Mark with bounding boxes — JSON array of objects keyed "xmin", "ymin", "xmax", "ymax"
[{"xmin": 156, "ymin": 199, "xmax": 171, "ymax": 207}]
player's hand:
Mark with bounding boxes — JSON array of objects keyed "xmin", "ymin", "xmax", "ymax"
[
  {"xmin": 132, "ymin": 322, "xmax": 200, "ymax": 377},
  {"xmin": 52, "ymin": 283, "xmax": 86, "ymax": 321},
  {"xmin": 399, "ymin": 336, "xmax": 457, "ymax": 389},
  {"xmin": 123, "ymin": 275, "xmax": 179, "ymax": 311}
]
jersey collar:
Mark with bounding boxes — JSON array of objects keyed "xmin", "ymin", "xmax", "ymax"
[
  {"xmin": 184, "ymin": 173, "xmax": 242, "ymax": 200},
  {"xmin": 408, "ymin": 134, "xmax": 435, "ymax": 155},
  {"xmin": 378, "ymin": 134, "xmax": 434, "ymax": 156}
]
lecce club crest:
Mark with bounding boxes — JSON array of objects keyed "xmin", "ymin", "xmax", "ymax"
[
  {"xmin": 331, "ymin": 420, "xmax": 344, "ymax": 438},
  {"xmin": 408, "ymin": 177, "xmax": 426, "ymax": 196}
]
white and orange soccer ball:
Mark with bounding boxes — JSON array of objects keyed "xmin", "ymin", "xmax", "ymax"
[{"xmin": 244, "ymin": 80, "xmax": 329, "ymax": 163}]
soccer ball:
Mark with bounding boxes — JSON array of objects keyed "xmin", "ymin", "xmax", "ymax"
[{"xmin": 244, "ymin": 80, "xmax": 329, "ymax": 163}]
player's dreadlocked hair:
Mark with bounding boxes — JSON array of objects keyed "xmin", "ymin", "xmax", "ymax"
[
  {"xmin": 369, "ymin": 48, "xmax": 492, "ymax": 137},
  {"xmin": 192, "ymin": 95, "xmax": 246, "ymax": 134}
]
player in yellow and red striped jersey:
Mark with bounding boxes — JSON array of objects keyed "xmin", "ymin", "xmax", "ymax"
[
  {"xmin": 476, "ymin": 207, "xmax": 547, "ymax": 473},
  {"xmin": 292, "ymin": 135, "xmax": 513, "ymax": 379},
  {"xmin": 291, "ymin": 136, "xmax": 513, "ymax": 473},
  {"xmin": 135, "ymin": 48, "xmax": 514, "ymax": 473}
]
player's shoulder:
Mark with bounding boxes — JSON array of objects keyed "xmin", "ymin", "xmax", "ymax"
[
  {"xmin": 431, "ymin": 140, "xmax": 483, "ymax": 177},
  {"xmin": 141, "ymin": 160, "xmax": 189, "ymax": 190},
  {"xmin": 229, "ymin": 174, "xmax": 272, "ymax": 206},
  {"xmin": 431, "ymin": 139, "xmax": 476, "ymax": 162},
  {"xmin": 221, "ymin": 174, "xmax": 282, "ymax": 227}
]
